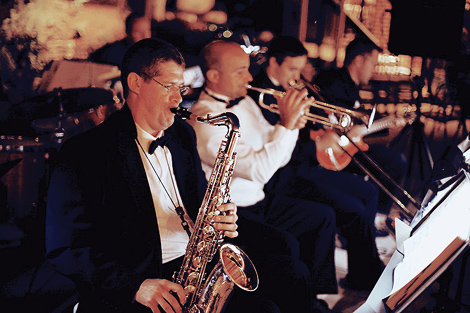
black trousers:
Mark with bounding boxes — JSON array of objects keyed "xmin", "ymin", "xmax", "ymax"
[
  {"xmin": 291, "ymin": 166, "xmax": 384, "ymax": 287},
  {"xmin": 231, "ymin": 194, "xmax": 337, "ymax": 313}
]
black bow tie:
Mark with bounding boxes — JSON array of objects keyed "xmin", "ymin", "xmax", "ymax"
[
  {"xmin": 205, "ymin": 90, "xmax": 244, "ymax": 108},
  {"xmin": 148, "ymin": 135, "xmax": 171, "ymax": 154},
  {"xmin": 227, "ymin": 97, "xmax": 245, "ymax": 108}
]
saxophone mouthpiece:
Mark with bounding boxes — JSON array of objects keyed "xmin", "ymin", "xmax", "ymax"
[
  {"xmin": 171, "ymin": 107, "xmax": 192, "ymax": 119},
  {"xmin": 171, "ymin": 107, "xmax": 202, "ymax": 123}
]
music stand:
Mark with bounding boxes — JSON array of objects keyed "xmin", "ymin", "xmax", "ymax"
[
  {"xmin": 355, "ymin": 159, "xmax": 470, "ymax": 313},
  {"xmin": 391, "ymin": 74, "xmax": 434, "ymax": 181}
]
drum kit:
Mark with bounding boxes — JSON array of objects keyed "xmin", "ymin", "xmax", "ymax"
[{"xmin": 1, "ymin": 86, "xmax": 122, "ymax": 221}]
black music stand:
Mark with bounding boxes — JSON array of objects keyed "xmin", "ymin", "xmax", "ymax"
[{"xmin": 391, "ymin": 75, "xmax": 434, "ymax": 181}]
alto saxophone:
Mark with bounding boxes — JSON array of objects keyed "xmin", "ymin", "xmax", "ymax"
[{"xmin": 170, "ymin": 107, "xmax": 259, "ymax": 313}]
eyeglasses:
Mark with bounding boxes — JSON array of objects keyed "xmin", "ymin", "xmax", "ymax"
[{"xmin": 140, "ymin": 72, "xmax": 189, "ymax": 96}]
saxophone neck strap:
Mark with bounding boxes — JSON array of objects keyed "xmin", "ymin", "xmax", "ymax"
[{"xmin": 136, "ymin": 138, "xmax": 192, "ymax": 238}]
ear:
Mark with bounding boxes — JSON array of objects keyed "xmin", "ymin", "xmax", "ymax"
[
  {"xmin": 127, "ymin": 72, "xmax": 142, "ymax": 94},
  {"xmin": 353, "ymin": 55, "xmax": 365, "ymax": 68},
  {"xmin": 268, "ymin": 56, "xmax": 279, "ymax": 68},
  {"xmin": 206, "ymin": 68, "xmax": 220, "ymax": 84}
]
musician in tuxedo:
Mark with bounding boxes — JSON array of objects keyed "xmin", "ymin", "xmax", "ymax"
[
  {"xmin": 313, "ymin": 36, "xmax": 407, "ymax": 217},
  {"xmin": 248, "ymin": 35, "xmax": 385, "ymax": 291},
  {"xmin": 45, "ymin": 38, "xmax": 241, "ymax": 313},
  {"xmin": 189, "ymin": 39, "xmax": 338, "ymax": 313}
]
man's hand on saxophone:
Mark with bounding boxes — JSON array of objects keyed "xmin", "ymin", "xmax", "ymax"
[
  {"xmin": 214, "ymin": 202, "xmax": 239, "ymax": 238},
  {"xmin": 135, "ymin": 279, "xmax": 185, "ymax": 313}
]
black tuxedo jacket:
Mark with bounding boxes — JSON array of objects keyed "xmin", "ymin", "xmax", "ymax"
[{"xmin": 46, "ymin": 105, "xmax": 207, "ymax": 313}]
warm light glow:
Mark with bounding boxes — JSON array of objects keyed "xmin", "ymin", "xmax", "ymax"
[
  {"xmin": 202, "ymin": 10, "xmax": 228, "ymax": 25},
  {"xmin": 319, "ymin": 39, "xmax": 336, "ymax": 62},
  {"xmin": 176, "ymin": 0, "xmax": 215, "ymax": 15},
  {"xmin": 375, "ymin": 53, "xmax": 411, "ymax": 76},
  {"xmin": 303, "ymin": 42, "xmax": 319, "ymax": 59},
  {"xmin": 411, "ymin": 56, "xmax": 423, "ymax": 78},
  {"xmin": 336, "ymin": 47, "xmax": 346, "ymax": 67},
  {"xmin": 176, "ymin": 11, "xmax": 198, "ymax": 24},
  {"xmin": 222, "ymin": 30, "xmax": 232, "ymax": 38},
  {"xmin": 208, "ymin": 24, "xmax": 218, "ymax": 32},
  {"xmin": 1, "ymin": 0, "xmax": 128, "ymax": 70}
]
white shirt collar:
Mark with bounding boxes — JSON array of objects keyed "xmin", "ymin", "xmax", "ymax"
[
  {"xmin": 135, "ymin": 123, "xmax": 164, "ymax": 153},
  {"xmin": 267, "ymin": 73, "xmax": 281, "ymax": 87},
  {"xmin": 204, "ymin": 88, "xmax": 231, "ymax": 102}
]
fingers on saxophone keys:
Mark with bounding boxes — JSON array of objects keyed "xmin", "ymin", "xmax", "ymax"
[
  {"xmin": 216, "ymin": 222, "xmax": 238, "ymax": 232},
  {"xmin": 214, "ymin": 212, "xmax": 237, "ymax": 224},
  {"xmin": 169, "ymin": 290, "xmax": 183, "ymax": 308},
  {"xmin": 218, "ymin": 202, "xmax": 237, "ymax": 215}
]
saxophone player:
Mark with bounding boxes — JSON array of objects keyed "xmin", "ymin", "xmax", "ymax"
[
  {"xmin": 45, "ymin": 38, "xmax": 239, "ymax": 313},
  {"xmin": 189, "ymin": 40, "xmax": 338, "ymax": 313}
]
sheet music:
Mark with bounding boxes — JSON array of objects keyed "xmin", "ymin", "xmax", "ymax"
[
  {"xmin": 355, "ymin": 140, "xmax": 470, "ymax": 313},
  {"xmin": 387, "ymin": 177, "xmax": 470, "ymax": 296}
]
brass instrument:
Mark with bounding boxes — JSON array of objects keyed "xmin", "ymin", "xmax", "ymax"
[
  {"xmin": 170, "ymin": 107, "xmax": 258, "ymax": 313},
  {"xmin": 301, "ymin": 78, "xmax": 419, "ymax": 219},
  {"xmin": 247, "ymin": 81, "xmax": 417, "ymax": 222},
  {"xmin": 246, "ymin": 83, "xmax": 370, "ymax": 131}
]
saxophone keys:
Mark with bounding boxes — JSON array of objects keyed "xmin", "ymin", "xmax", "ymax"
[
  {"xmin": 192, "ymin": 256, "xmax": 202, "ymax": 267},
  {"xmin": 197, "ymin": 241, "xmax": 206, "ymax": 251},
  {"xmin": 187, "ymin": 272, "xmax": 199, "ymax": 285},
  {"xmin": 203, "ymin": 225, "xmax": 215, "ymax": 235}
]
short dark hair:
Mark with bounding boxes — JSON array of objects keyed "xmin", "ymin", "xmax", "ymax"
[
  {"xmin": 120, "ymin": 38, "xmax": 185, "ymax": 98},
  {"xmin": 267, "ymin": 35, "xmax": 308, "ymax": 65},
  {"xmin": 344, "ymin": 36, "xmax": 383, "ymax": 66}
]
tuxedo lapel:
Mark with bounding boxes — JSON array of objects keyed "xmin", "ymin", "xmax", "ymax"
[{"xmin": 117, "ymin": 131, "xmax": 154, "ymax": 213}]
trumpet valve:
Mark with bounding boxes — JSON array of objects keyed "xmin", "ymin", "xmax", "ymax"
[
  {"xmin": 288, "ymin": 80, "xmax": 305, "ymax": 90},
  {"xmin": 339, "ymin": 115, "xmax": 352, "ymax": 129}
]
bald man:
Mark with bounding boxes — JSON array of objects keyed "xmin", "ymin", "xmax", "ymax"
[{"xmin": 189, "ymin": 40, "xmax": 338, "ymax": 313}]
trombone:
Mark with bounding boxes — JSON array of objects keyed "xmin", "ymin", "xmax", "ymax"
[
  {"xmin": 246, "ymin": 81, "xmax": 419, "ymax": 222},
  {"xmin": 245, "ymin": 84, "xmax": 369, "ymax": 131}
]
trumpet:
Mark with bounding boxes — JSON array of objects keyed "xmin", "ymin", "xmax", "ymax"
[{"xmin": 246, "ymin": 83, "xmax": 370, "ymax": 131}]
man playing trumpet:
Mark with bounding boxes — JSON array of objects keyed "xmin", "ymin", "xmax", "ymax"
[
  {"xmin": 248, "ymin": 35, "xmax": 385, "ymax": 293},
  {"xmin": 189, "ymin": 39, "xmax": 338, "ymax": 313}
]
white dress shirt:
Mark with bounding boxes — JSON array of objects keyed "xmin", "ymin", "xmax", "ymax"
[
  {"xmin": 189, "ymin": 89, "xmax": 299, "ymax": 207},
  {"xmin": 135, "ymin": 124, "xmax": 193, "ymax": 263}
]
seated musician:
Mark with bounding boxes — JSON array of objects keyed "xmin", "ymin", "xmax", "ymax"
[
  {"xmin": 189, "ymin": 39, "xmax": 338, "ymax": 313},
  {"xmin": 313, "ymin": 36, "xmax": 407, "ymax": 220},
  {"xmin": 46, "ymin": 38, "xmax": 243, "ymax": 313},
  {"xmin": 248, "ymin": 35, "xmax": 385, "ymax": 291}
]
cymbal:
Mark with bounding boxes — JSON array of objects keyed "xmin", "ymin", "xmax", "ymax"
[
  {"xmin": 60, "ymin": 88, "xmax": 117, "ymax": 113},
  {"xmin": 8, "ymin": 87, "xmax": 117, "ymax": 120},
  {"xmin": 31, "ymin": 115, "xmax": 79, "ymax": 132}
]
